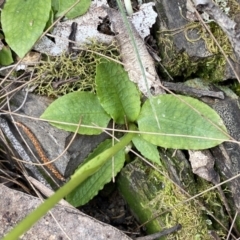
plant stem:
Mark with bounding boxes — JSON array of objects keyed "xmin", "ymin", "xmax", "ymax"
[{"xmin": 3, "ymin": 124, "xmax": 136, "ymax": 240}]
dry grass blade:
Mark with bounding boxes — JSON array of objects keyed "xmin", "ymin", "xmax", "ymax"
[{"xmin": 103, "ymin": 5, "xmax": 165, "ymax": 96}]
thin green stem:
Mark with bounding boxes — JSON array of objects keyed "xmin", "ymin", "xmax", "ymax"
[{"xmin": 3, "ymin": 124, "xmax": 136, "ymax": 240}]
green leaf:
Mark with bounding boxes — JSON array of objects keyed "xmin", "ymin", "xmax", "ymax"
[
  {"xmin": 96, "ymin": 60, "xmax": 141, "ymax": 124},
  {"xmin": 0, "ymin": 46, "xmax": 13, "ymax": 65},
  {"xmin": 137, "ymin": 95, "xmax": 229, "ymax": 150},
  {"xmin": 1, "ymin": 0, "xmax": 51, "ymax": 58},
  {"xmin": 56, "ymin": 0, "xmax": 91, "ymax": 19},
  {"xmin": 66, "ymin": 139, "xmax": 125, "ymax": 206},
  {"xmin": 132, "ymin": 135, "xmax": 160, "ymax": 164},
  {"xmin": 41, "ymin": 92, "xmax": 110, "ymax": 135}
]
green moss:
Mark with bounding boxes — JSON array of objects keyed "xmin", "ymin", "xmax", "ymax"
[
  {"xmin": 230, "ymin": 81, "xmax": 240, "ymax": 96},
  {"xmin": 196, "ymin": 55, "xmax": 226, "ymax": 82},
  {"xmin": 227, "ymin": 0, "xmax": 240, "ymax": 15},
  {"xmin": 118, "ymin": 158, "xmax": 229, "ymax": 239},
  {"xmin": 32, "ymin": 40, "xmax": 120, "ymax": 97},
  {"xmin": 158, "ymin": 20, "xmax": 233, "ymax": 82},
  {"xmin": 146, "ymin": 169, "xmax": 221, "ymax": 239}
]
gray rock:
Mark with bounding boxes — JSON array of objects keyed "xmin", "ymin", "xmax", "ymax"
[
  {"xmin": 0, "ymin": 184, "xmax": 131, "ymax": 240},
  {"xmin": 5, "ymin": 91, "xmax": 109, "ymax": 186},
  {"xmin": 155, "ymin": 0, "xmax": 238, "ymax": 81}
]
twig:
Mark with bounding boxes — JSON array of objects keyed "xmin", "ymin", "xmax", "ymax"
[
  {"xmin": 68, "ymin": 22, "xmax": 78, "ymax": 53},
  {"xmin": 135, "ymin": 224, "xmax": 182, "ymax": 240}
]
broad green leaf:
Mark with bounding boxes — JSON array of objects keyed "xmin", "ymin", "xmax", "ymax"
[
  {"xmin": 0, "ymin": 46, "xmax": 13, "ymax": 65},
  {"xmin": 41, "ymin": 92, "xmax": 110, "ymax": 135},
  {"xmin": 1, "ymin": 0, "xmax": 51, "ymax": 58},
  {"xmin": 132, "ymin": 135, "xmax": 160, "ymax": 164},
  {"xmin": 56, "ymin": 0, "xmax": 91, "ymax": 19},
  {"xmin": 137, "ymin": 95, "xmax": 229, "ymax": 150},
  {"xmin": 66, "ymin": 139, "xmax": 125, "ymax": 206},
  {"xmin": 96, "ymin": 60, "xmax": 141, "ymax": 124}
]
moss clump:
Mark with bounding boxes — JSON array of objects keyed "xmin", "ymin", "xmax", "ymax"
[
  {"xmin": 226, "ymin": 0, "xmax": 240, "ymax": 16},
  {"xmin": 147, "ymin": 169, "xmax": 226, "ymax": 240},
  {"xmin": 158, "ymin": 20, "xmax": 233, "ymax": 82},
  {"xmin": 118, "ymin": 158, "xmax": 229, "ymax": 239},
  {"xmin": 32, "ymin": 40, "xmax": 120, "ymax": 97},
  {"xmin": 230, "ymin": 81, "xmax": 240, "ymax": 96}
]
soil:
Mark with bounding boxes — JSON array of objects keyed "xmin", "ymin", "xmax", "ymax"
[{"xmin": 79, "ymin": 183, "xmax": 145, "ymax": 239}]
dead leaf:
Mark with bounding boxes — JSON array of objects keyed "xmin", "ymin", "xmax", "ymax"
[{"xmin": 189, "ymin": 150, "xmax": 219, "ymax": 184}]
